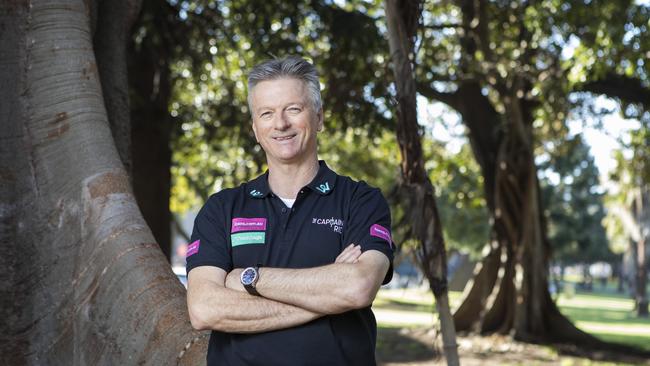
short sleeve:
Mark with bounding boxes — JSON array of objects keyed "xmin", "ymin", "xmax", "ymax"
[
  {"xmin": 343, "ymin": 185, "xmax": 394, "ymax": 285},
  {"xmin": 185, "ymin": 195, "xmax": 233, "ymax": 274}
]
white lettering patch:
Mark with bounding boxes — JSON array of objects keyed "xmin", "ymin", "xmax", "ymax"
[{"xmin": 311, "ymin": 217, "xmax": 344, "ymax": 233}]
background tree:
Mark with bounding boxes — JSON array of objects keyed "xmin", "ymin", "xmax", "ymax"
[
  {"xmin": 539, "ymin": 134, "xmax": 613, "ymax": 278},
  {"xmin": 413, "ymin": 0, "xmax": 647, "ymax": 350},
  {"xmin": 385, "ymin": 0, "xmax": 459, "ymax": 364},
  {"xmin": 608, "ymin": 128, "xmax": 650, "ymax": 317},
  {"xmin": 129, "ymin": 0, "xmax": 181, "ymax": 260},
  {"xmin": 427, "ymin": 140, "xmax": 490, "ymax": 257},
  {"xmin": 562, "ymin": 0, "xmax": 649, "ymax": 317},
  {"xmin": 413, "ymin": 0, "xmax": 589, "ymax": 343}
]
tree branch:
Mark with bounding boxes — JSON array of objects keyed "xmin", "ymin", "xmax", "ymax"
[
  {"xmin": 578, "ymin": 73, "xmax": 650, "ymax": 110},
  {"xmin": 423, "ymin": 23, "xmax": 466, "ymax": 30},
  {"xmin": 416, "ymin": 81, "xmax": 460, "ymax": 111}
]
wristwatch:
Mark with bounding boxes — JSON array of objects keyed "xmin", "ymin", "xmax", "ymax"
[{"xmin": 240, "ymin": 266, "xmax": 260, "ymax": 296}]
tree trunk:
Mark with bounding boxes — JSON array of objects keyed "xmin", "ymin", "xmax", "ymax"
[
  {"xmin": 385, "ymin": 1, "xmax": 459, "ymax": 365},
  {"xmin": 128, "ymin": 0, "xmax": 174, "ymax": 260},
  {"xmin": 91, "ymin": 0, "xmax": 142, "ymax": 174},
  {"xmin": 452, "ymin": 242, "xmax": 501, "ymax": 331},
  {"xmin": 635, "ymin": 236, "xmax": 648, "ymax": 317},
  {"xmin": 633, "ymin": 189, "xmax": 649, "ymax": 317},
  {"xmin": 0, "ymin": 1, "xmax": 206, "ymax": 364}
]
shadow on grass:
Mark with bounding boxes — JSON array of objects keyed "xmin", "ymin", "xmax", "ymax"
[{"xmin": 376, "ymin": 326, "xmax": 438, "ymax": 364}]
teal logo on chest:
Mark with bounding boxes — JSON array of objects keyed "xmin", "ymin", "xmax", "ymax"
[{"xmin": 231, "ymin": 232, "xmax": 266, "ymax": 247}]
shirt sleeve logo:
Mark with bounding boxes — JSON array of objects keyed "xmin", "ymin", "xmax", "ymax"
[
  {"xmin": 186, "ymin": 240, "xmax": 200, "ymax": 257},
  {"xmin": 370, "ymin": 224, "xmax": 392, "ymax": 248}
]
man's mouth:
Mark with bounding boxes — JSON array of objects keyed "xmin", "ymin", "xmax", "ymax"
[{"xmin": 273, "ymin": 134, "xmax": 296, "ymax": 141}]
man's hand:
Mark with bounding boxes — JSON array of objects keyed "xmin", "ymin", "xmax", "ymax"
[
  {"xmin": 225, "ymin": 268, "xmax": 244, "ymax": 292},
  {"xmin": 225, "ymin": 244, "xmax": 362, "ymax": 292},
  {"xmin": 335, "ymin": 244, "xmax": 361, "ymax": 263}
]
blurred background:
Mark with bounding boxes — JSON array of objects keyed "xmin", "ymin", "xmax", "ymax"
[{"xmin": 127, "ymin": 0, "xmax": 649, "ymax": 364}]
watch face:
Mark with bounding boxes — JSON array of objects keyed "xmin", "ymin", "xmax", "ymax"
[{"xmin": 241, "ymin": 268, "xmax": 257, "ymax": 285}]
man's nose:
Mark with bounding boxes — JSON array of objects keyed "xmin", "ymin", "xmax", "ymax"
[{"xmin": 273, "ymin": 112, "xmax": 291, "ymax": 130}]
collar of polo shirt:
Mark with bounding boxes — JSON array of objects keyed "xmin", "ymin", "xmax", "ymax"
[{"xmin": 247, "ymin": 160, "xmax": 337, "ymax": 199}]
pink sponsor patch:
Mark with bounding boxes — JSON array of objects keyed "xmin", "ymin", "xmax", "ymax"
[
  {"xmin": 370, "ymin": 224, "xmax": 392, "ymax": 248},
  {"xmin": 186, "ymin": 240, "xmax": 200, "ymax": 257},
  {"xmin": 231, "ymin": 217, "xmax": 267, "ymax": 233}
]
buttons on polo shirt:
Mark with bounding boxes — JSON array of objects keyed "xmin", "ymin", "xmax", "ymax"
[{"xmin": 281, "ymin": 208, "xmax": 287, "ymax": 213}]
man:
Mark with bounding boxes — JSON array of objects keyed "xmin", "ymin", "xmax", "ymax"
[{"xmin": 186, "ymin": 56, "xmax": 393, "ymax": 365}]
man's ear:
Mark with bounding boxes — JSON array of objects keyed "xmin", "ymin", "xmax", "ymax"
[
  {"xmin": 316, "ymin": 108, "xmax": 324, "ymax": 132},
  {"xmin": 251, "ymin": 120, "xmax": 259, "ymax": 142}
]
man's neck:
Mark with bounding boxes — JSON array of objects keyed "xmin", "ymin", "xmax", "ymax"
[{"xmin": 267, "ymin": 157, "xmax": 320, "ymax": 199}]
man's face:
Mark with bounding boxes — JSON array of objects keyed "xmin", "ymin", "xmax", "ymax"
[{"xmin": 250, "ymin": 77, "xmax": 323, "ymax": 165}]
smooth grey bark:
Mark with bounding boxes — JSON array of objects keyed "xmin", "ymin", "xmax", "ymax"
[
  {"xmin": 385, "ymin": 1, "xmax": 459, "ymax": 364},
  {"xmin": 0, "ymin": 1, "xmax": 206, "ymax": 364}
]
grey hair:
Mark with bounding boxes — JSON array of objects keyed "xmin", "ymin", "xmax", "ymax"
[{"xmin": 247, "ymin": 56, "xmax": 322, "ymax": 115}]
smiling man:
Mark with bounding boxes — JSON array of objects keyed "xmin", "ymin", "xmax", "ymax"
[{"xmin": 185, "ymin": 56, "xmax": 394, "ymax": 365}]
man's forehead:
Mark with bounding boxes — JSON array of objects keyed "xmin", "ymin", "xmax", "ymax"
[
  {"xmin": 251, "ymin": 77, "xmax": 306, "ymax": 92},
  {"xmin": 250, "ymin": 78, "xmax": 309, "ymax": 109}
]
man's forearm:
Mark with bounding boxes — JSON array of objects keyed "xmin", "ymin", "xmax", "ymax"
[
  {"xmin": 257, "ymin": 263, "xmax": 370, "ymax": 314},
  {"xmin": 189, "ymin": 280, "xmax": 322, "ymax": 333},
  {"xmin": 226, "ymin": 251, "xmax": 389, "ymax": 315}
]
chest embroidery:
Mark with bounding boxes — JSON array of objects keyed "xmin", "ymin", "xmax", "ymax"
[
  {"xmin": 311, "ymin": 217, "xmax": 344, "ymax": 234},
  {"xmin": 315, "ymin": 182, "xmax": 330, "ymax": 193},
  {"xmin": 231, "ymin": 217, "xmax": 267, "ymax": 232},
  {"xmin": 231, "ymin": 217, "xmax": 267, "ymax": 246}
]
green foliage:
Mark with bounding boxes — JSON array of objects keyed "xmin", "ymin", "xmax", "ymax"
[
  {"xmin": 611, "ymin": 128, "xmax": 650, "ymax": 187},
  {"xmin": 160, "ymin": 0, "xmax": 397, "ymax": 212},
  {"xmin": 603, "ymin": 126, "xmax": 650, "ymax": 253},
  {"xmin": 425, "ymin": 140, "xmax": 490, "ymax": 257},
  {"xmin": 539, "ymin": 135, "xmax": 613, "ymax": 264},
  {"xmin": 151, "ymin": 0, "xmax": 648, "ymax": 265},
  {"xmin": 412, "ymin": 1, "xmax": 650, "ymax": 265},
  {"xmin": 319, "ymin": 128, "xmax": 401, "ymax": 193}
]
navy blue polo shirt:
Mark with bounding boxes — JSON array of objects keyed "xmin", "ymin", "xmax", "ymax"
[{"xmin": 186, "ymin": 161, "xmax": 394, "ymax": 365}]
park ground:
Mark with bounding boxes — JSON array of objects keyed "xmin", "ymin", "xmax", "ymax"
[{"xmin": 373, "ymin": 283, "xmax": 650, "ymax": 365}]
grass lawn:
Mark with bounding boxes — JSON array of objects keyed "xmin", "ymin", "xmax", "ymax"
[
  {"xmin": 373, "ymin": 288, "xmax": 460, "ymax": 329},
  {"xmin": 373, "ymin": 286, "xmax": 650, "ymax": 364},
  {"xmin": 556, "ymin": 290, "xmax": 650, "ymax": 352}
]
